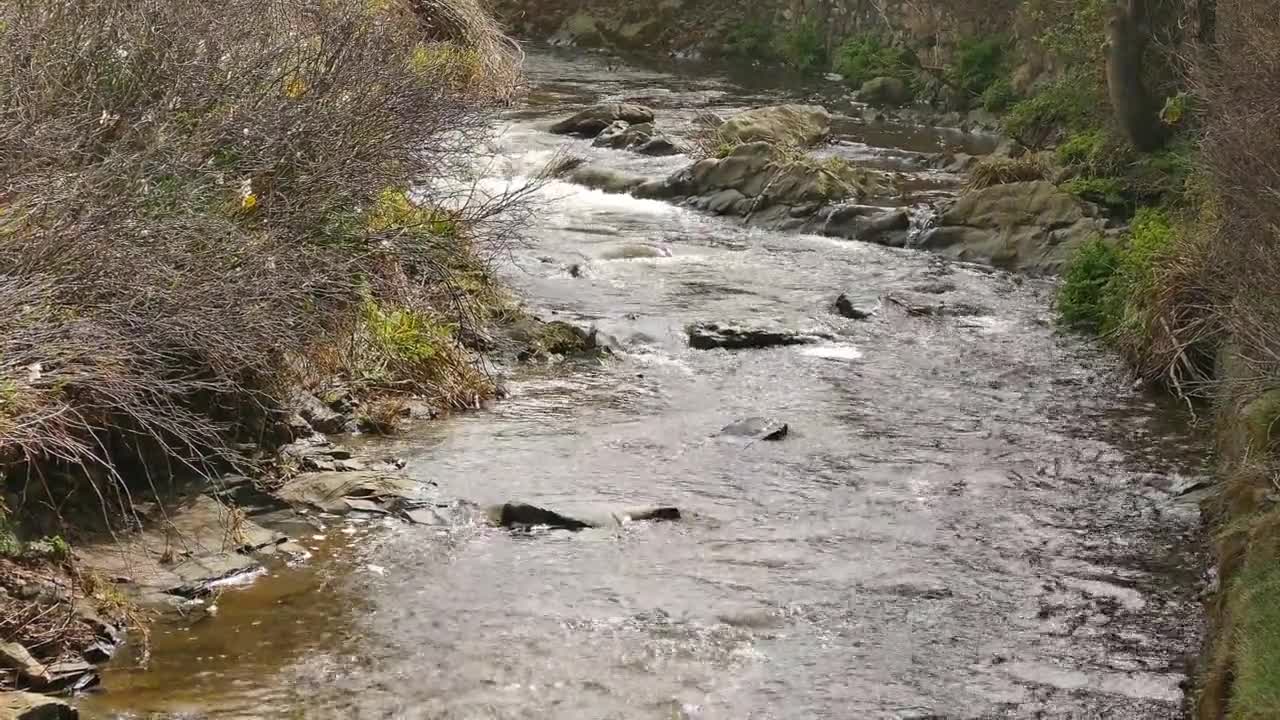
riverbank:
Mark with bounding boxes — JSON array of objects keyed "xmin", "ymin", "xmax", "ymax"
[{"xmin": 0, "ymin": 0, "xmax": 533, "ymax": 704}]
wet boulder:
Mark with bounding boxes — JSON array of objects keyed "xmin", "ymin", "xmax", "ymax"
[
  {"xmin": 658, "ymin": 143, "xmax": 889, "ymax": 227},
  {"xmin": 505, "ymin": 317, "xmax": 601, "ymax": 359},
  {"xmin": 857, "ymin": 76, "xmax": 911, "ymax": 107},
  {"xmin": 920, "ymin": 181, "xmax": 1107, "ymax": 274},
  {"xmin": 0, "ymin": 692, "xmax": 77, "ymax": 720},
  {"xmin": 687, "ymin": 322, "xmax": 826, "ymax": 351},
  {"xmin": 718, "ymin": 105, "xmax": 831, "ymax": 147},
  {"xmin": 719, "ymin": 417, "xmax": 789, "ymax": 441},
  {"xmin": 549, "ymin": 103, "xmax": 655, "ymax": 137},
  {"xmin": 592, "ymin": 121, "xmax": 683, "ymax": 156},
  {"xmin": 820, "ymin": 206, "xmax": 910, "ymax": 246}
]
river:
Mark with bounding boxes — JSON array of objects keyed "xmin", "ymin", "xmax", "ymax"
[{"xmin": 79, "ymin": 48, "xmax": 1208, "ymax": 720}]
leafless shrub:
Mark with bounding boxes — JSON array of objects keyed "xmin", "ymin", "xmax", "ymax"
[
  {"xmin": 1189, "ymin": 0, "xmax": 1280, "ymax": 400},
  {"xmin": 0, "ymin": 0, "xmax": 529, "ymax": 513}
]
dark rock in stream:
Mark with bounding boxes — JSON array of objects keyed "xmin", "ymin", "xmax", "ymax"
[
  {"xmin": 620, "ymin": 507, "xmax": 682, "ymax": 522},
  {"xmin": 719, "ymin": 417, "xmax": 789, "ymax": 441},
  {"xmin": 687, "ymin": 322, "xmax": 826, "ymax": 351},
  {"xmin": 834, "ymin": 293, "xmax": 880, "ymax": 320},
  {"xmin": 496, "ymin": 503, "xmax": 596, "ymax": 531},
  {"xmin": 549, "ymin": 103, "xmax": 654, "ymax": 137}
]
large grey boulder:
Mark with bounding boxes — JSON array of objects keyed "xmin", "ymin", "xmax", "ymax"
[
  {"xmin": 550, "ymin": 103, "xmax": 655, "ymax": 137},
  {"xmin": 657, "ymin": 143, "xmax": 888, "ymax": 224},
  {"xmin": 0, "ymin": 693, "xmax": 77, "ymax": 720},
  {"xmin": 717, "ymin": 105, "xmax": 832, "ymax": 147},
  {"xmin": 857, "ymin": 77, "xmax": 911, "ymax": 107},
  {"xmin": 919, "ymin": 181, "xmax": 1108, "ymax": 274}
]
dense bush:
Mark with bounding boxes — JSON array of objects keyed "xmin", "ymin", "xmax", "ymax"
[
  {"xmin": 724, "ymin": 18, "xmax": 777, "ymax": 61},
  {"xmin": 1003, "ymin": 71, "xmax": 1102, "ymax": 147},
  {"xmin": 777, "ymin": 20, "xmax": 828, "ymax": 73},
  {"xmin": 834, "ymin": 35, "xmax": 915, "ymax": 86},
  {"xmin": 949, "ymin": 37, "xmax": 1006, "ymax": 97},
  {"xmin": 0, "ymin": 0, "xmax": 529, "ymax": 498}
]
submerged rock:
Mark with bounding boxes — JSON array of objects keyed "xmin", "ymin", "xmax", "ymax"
[
  {"xmin": 550, "ymin": 103, "xmax": 654, "ymax": 137},
  {"xmin": 885, "ymin": 293, "xmax": 990, "ymax": 318},
  {"xmin": 719, "ymin": 417, "xmax": 789, "ymax": 441},
  {"xmin": 568, "ymin": 164, "xmax": 647, "ymax": 194},
  {"xmin": 687, "ymin": 322, "xmax": 824, "ymax": 351},
  {"xmin": 0, "ymin": 692, "xmax": 77, "ymax": 720},
  {"xmin": 920, "ymin": 181, "xmax": 1107, "ymax": 274},
  {"xmin": 718, "ymin": 105, "xmax": 831, "ymax": 147}
]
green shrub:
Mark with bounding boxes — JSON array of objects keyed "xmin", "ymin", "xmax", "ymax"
[
  {"xmin": 949, "ymin": 37, "xmax": 1005, "ymax": 97},
  {"xmin": 1056, "ymin": 129, "xmax": 1107, "ymax": 166},
  {"xmin": 981, "ymin": 78, "xmax": 1018, "ymax": 112},
  {"xmin": 777, "ymin": 20, "xmax": 827, "ymax": 73},
  {"xmin": 1003, "ymin": 72, "xmax": 1101, "ymax": 147},
  {"xmin": 725, "ymin": 18, "xmax": 777, "ymax": 60},
  {"xmin": 834, "ymin": 35, "xmax": 914, "ymax": 86},
  {"xmin": 1062, "ymin": 176, "xmax": 1129, "ymax": 208},
  {"xmin": 1058, "ymin": 236, "xmax": 1122, "ymax": 330},
  {"xmin": 1058, "ymin": 208, "xmax": 1177, "ymax": 334}
]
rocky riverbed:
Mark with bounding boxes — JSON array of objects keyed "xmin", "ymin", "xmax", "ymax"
[{"xmin": 3, "ymin": 48, "xmax": 1211, "ymax": 720}]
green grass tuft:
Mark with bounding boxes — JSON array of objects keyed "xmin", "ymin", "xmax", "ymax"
[{"xmin": 1231, "ymin": 548, "xmax": 1280, "ymax": 719}]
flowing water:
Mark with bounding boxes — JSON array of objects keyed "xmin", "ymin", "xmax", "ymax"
[{"xmin": 80, "ymin": 50, "xmax": 1208, "ymax": 720}]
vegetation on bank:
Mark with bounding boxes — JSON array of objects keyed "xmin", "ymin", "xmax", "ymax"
[{"xmin": 0, "ymin": 0, "xmax": 529, "ymax": 539}]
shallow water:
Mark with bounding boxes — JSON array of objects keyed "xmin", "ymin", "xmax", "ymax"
[{"xmin": 81, "ymin": 49, "xmax": 1207, "ymax": 720}]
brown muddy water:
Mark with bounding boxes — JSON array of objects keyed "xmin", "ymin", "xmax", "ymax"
[{"xmin": 79, "ymin": 49, "xmax": 1209, "ymax": 719}]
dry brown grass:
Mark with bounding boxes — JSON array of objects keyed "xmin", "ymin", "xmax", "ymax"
[
  {"xmin": 0, "ymin": 0, "xmax": 532, "ymax": 523},
  {"xmin": 966, "ymin": 154, "xmax": 1049, "ymax": 189}
]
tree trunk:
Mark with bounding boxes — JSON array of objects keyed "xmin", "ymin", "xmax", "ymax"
[{"xmin": 1105, "ymin": 0, "xmax": 1168, "ymax": 151}]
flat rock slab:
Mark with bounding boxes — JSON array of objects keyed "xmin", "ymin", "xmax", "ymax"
[
  {"xmin": 275, "ymin": 471, "xmax": 421, "ymax": 515},
  {"xmin": 688, "ymin": 322, "xmax": 826, "ymax": 351},
  {"xmin": 719, "ymin": 417, "xmax": 789, "ymax": 442},
  {"xmin": 78, "ymin": 495, "xmax": 277, "ymax": 604},
  {"xmin": 0, "ymin": 692, "xmax": 77, "ymax": 720},
  {"xmin": 0, "ymin": 643, "xmax": 47, "ymax": 686}
]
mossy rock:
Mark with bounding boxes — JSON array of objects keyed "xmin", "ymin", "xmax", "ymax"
[{"xmin": 504, "ymin": 317, "xmax": 602, "ymax": 359}]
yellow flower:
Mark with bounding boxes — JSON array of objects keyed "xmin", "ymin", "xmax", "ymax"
[
  {"xmin": 241, "ymin": 192, "xmax": 258, "ymax": 211},
  {"xmin": 284, "ymin": 75, "xmax": 307, "ymax": 99}
]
